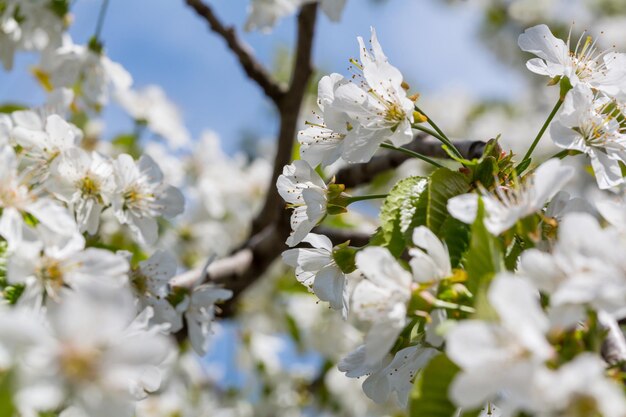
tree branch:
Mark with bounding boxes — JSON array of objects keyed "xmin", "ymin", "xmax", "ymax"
[
  {"xmin": 335, "ymin": 136, "xmax": 486, "ymax": 188},
  {"xmin": 599, "ymin": 311, "xmax": 626, "ymax": 370},
  {"xmin": 251, "ymin": 4, "xmax": 319, "ymax": 235},
  {"xmin": 185, "ymin": 0, "xmax": 285, "ymax": 102}
]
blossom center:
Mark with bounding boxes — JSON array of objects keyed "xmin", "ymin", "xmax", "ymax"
[
  {"xmin": 37, "ymin": 257, "xmax": 65, "ymax": 295},
  {"xmin": 78, "ymin": 175, "xmax": 101, "ymax": 198},
  {"xmin": 59, "ymin": 345, "xmax": 101, "ymax": 382}
]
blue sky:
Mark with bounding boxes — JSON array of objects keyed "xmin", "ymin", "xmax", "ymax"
[{"xmin": 0, "ymin": 0, "xmax": 526, "ymax": 153}]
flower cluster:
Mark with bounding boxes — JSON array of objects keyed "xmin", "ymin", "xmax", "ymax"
[
  {"xmin": 0, "ymin": 3, "xmax": 238, "ymax": 413},
  {"xmin": 279, "ymin": 22, "xmax": 626, "ymax": 416}
]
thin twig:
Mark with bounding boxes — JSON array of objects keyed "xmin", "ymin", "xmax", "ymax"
[
  {"xmin": 185, "ymin": 0, "xmax": 285, "ymax": 102},
  {"xmin": 335, "ymin": 137, "xmax": 486, "ymax": 188}
]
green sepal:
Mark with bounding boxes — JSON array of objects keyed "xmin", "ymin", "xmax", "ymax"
[
  {"xmin": 462, "ymin": 198, "xmax": 504, "ymax": 295},
  {"xmin": 332, "ymin": 242, "xmax": 357, "ymax": 274},
  {"xmin": 559, "ymin": 76, "xmax": 573, "ymax": 99}
]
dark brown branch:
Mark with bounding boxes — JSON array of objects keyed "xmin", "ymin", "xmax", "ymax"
[
  {"xmin": 314, "ymin": 226, "xmax": 371, "ymax": 247},
  {"xmin": 251, "ymin": 4, "xmax": 319, "ymax": 235},
  {"xmin": 185, "ymin": 0, "xmax": 285, "ymax": 102},
  {"xmin": 174, "ymin": 3, "xmax": 319, "ymax": 333},
  {"xmin": 171, "ymin": 221, "xmax": 371, "ymax": 319},
  {"xmin": 335, "ymin": 137, "xmax": 486, "ymax": 189}
]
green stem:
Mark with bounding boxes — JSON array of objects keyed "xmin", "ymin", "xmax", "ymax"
[
  {"xmin": 549, "ymin": 149, "xmax": 571, "ymax": 160},
  {"xmin": 522, "ymin": 149, "xmax": 574, "ymax": 177},
  {"xmin": 380, "ymin": 143, "xmax": 444, "ymax": 168},
  {"xmin": 94, "ymin": 0, "xmax": 110, "ymax": 40},
  {"xmin": 414, "ymin": 105, "xmax": 463, "ymax": 158},
  {"xmin": 412, "ymin": 124, "xmax": 447, "ymax": 143},
  {"xmin": 517, "ymin": 98, "xmax": 564, "ymax": 172},
  {"xmin": 345, "ymin": 194, "xmax": 388, "ymax": 204},
  {"xmin": 432, "ymin": 299, "xmax": 476, "ymax": 314}
]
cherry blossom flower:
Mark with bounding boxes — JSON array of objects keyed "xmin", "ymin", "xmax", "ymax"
[
  {"xmin": 533, "ymin": 353, "xmax": 626, "ymax": 417},
  {"xmin": 15, "ymin": 287, "xmax": 173, "ymax": 417},
  {"xmin": 362, "ymin": 346, "xmax": 439, "ymax": 407},
  {"xmin": 0, "ymin": 145, "xmax": 76, "ymax": 247},
  {"xmin": 519, "ymin": 24, "xmax": 626, "ymax": 95},
  {"xmin": 519, "ymin": 213, "xmax": 626, "ymax": 327},
  {"xmin": 351, "ymin": 246, "xmax": 413, "ymax": 367},
  {"xmin": 447, "ymin": 158, "xmax": 574, "ymax": 235},
  {"xmin": 245, "ymin": 0, "xmax": 346, "ymax": 32},
  {"xmin": 298, "ymin": 73, "xmax": 351, "ymax": 167},
  {"xmin": 282, "ymin": 233, "xmax": 350, "ymax": 317},
  {"xmin": 325, "ymin": 28, "xmax": 415, "ymax": 163},
  {"xmin": 47, "ymin": 147, "xmax": 115, "ymax": 234},
  {"xmin": 7, "ymin": 226, "xmax": 129, "ymax": 304},
  {"xmin": 446, "ymin": 274, "xmax": 553, "ymax": 414},
  {"xmin": 550, "ymin": 84, "xmax": 626, "ymax": 189},
  {"xmin": 116, "ymin": 85, "xmax": 191, "ymax": 149},
  {"xmin": 10, "ymin": 111, "xmax": 80, "ymax": 176},
  {"xmin": 37, "ymin": 36, "xmax": 132, "ymax": 108},
  {"xmin": 112, "ymin": 154, "xmax": 185, "ymax": 245},
  {"xmin": 276, "ymin": 160, "xmax": 328, "ymax": 247},
  {"xmin": 0, "ymin": 0, "xmax": 65, "ymax": 70},
  {"xmin": 130, "ymin": 250, "xmax": 187, "ymax": 332},
  {"xmin": 184, "ymin": 284, "xmax": 233, "ymax": 355}
]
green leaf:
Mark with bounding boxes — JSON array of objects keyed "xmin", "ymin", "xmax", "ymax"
[
  {"xmin": 409, "ymin": 355, "xmax": 459, "ymax": 417},
  {"xmin": 463, "ymin": 199, "xmax": 504, "ymax": 294},
  {"xmin": 410, "ymin": 168, "xmax": 469, "ymax": 236},
  {"xmin": 3, "ymin": 284, "xmax": 24, "ymax": 305},
  {"xmin": 112, "ymin": 133, "xmax": 142, "ymax": 158},
  {"xmin": 48, "ymin": 0, "xmax": 69, "ymax": 18},
  {"xmin": 459, "ymin": 409, "xmax": 482, "ymax": 417},
  {"xmin": 472, "ymin": 156, "xmax": 498, "ymax": 189},
  {"xmin": 376, "ymin": 168, "xmax": 470, "ymax": 258},
  {"xmin": 0, "ymin": 372, "xmax": 16, "ymax": 417},
  {"xmin": 0, "ymin": 104, "xmax": 27, "ymax": 114},
  {"xmin": 379, "ymin": 176, "xmax": 428, "ymax": 257},
  {"xmin": 438, "ymin": 216, "xmax": 470, "ymax": 268}
]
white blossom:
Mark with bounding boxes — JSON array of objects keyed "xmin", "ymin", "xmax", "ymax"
[
  {"xmin": 282, "ymin": 233, "xmax": 349, "ymax": 317},
  {"xmin": 276, "ymin": 160, "xmax": 328, "ymax": 247},
  {"xmin": 7, "ymin": 226, "xmax": 129, "ymax": 304},
  {"xmin": 15, "ymin": 287, "xmax": 173, "ymax": 417},
  {"xmin": 447, "ymin": 158, "xmax": 574, "ymax": 235},
  {"xmin": 37, "ymin": 36, "xmax": 132, "ymax": 108},
  {"xmin": 351, "ymin": 247, "xmax": 412, "ymax": 367},
  {"xmin": 47, "ymin": 147, "xmax": 115, "ymax": 234},
  {"xmin": 324, "ymin": 28, "xmax": 415, "ymax": 163},
  {"xmin": 245, "ymin": 0, "xmax": 346, "ymax": 32},
  {"xmin": 550, "ymin": 84, "xmax": 626, "ymax": 189},
  {"xmin": 446, "ymin": 274, "xmax": 553, "ymax": 414},
  {"xmin": 116, "ymin": 85, "xmax": 191, "ymax": 149},
  {"xmin": 410, "ymin": 226, "xmax": 452, "ymax": 286},
  {"xmin": 184, "ymin": 285, "xmax": 233, "ymax": 355},
  {"xmin": 0, "ymin": 144, "xmax": 76, "ymax": 247},
  {"xmin": 0, "ymin": 0, "xmax": 65, "ymax": 70},
  {"xmin": 519, "ymin": 212, "xmax": 626, "ymax": 327},
  {"xmin": 112, "ymin": 154, "xmax": 185, "ymax": 245},
  {"xmin": 519, "ymin": 24, "xmax": 626, "ymax": 95},
  {"xmin": 130, "ymin": 250, "xmax": 186, "ymax": 332},
  {"xmin": 362, "ymin": 346, "xmax": 438, "ymax": 407},
  {"xmin": 533, "ymin": 353, "xmax": 626, "ymax": 417},
  {"xmin": 10, "ymin": 111, "xmax": 80, "ymax": 176}
]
